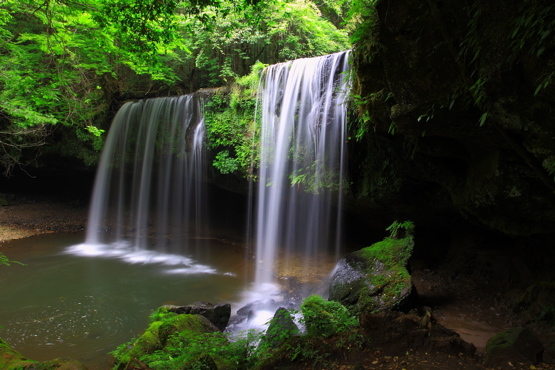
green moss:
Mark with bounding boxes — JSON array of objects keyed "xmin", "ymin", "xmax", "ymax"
[
  {"xmin": 301, "ymin": 295, "xmax": 357, "ymax": 338},
  {"xmin": 0, "ymin": 339, "xmax": 37, "ymax": 369},
  {"xmin": 123, "ymin": 320, "xmax": 165, "ymax": 362},
  {"xmin": 148, "ymin": 306, "xmax": 178, "ymax": 323},
  {"xmin": 112, "ymin": 313, "xmax": 223, "ymax": 369},
  {"xmin": 355, "ymin": 233, "xmax": 414, "ymax": 312},
  {"xmin": 359, "ymin": 236, "xmax": 413, "ymax": 268}
]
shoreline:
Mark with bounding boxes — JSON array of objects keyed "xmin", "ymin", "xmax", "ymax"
[{"xmin": 0, "ymin": 200, "xmax": 88, "ymax": 244}]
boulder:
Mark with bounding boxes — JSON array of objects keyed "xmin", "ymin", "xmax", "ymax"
[
  {"xmin": 329, "ymin": 227, "xmax": 416, "ymax": 314},
  {"xmin": 262, "ymin": 307, "xmax": 299, "ymax": 349},
  {"xmin": 165, "ymin": 301, "xmax": 231, "ymax": 331},
  {"xmin": 485, "ymin": 327, "xmax": 544, "ymax": 367}
]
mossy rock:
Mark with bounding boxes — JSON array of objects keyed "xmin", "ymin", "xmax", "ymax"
[
  {"xmin": 158, "ymin": 313, "xmax": 220, "ymax": 346},
  {"xmin": 485, "ymin": 327, "xmax": 544, "ymax": 366},
  {"xmin": 300, "ymin": 295, "xmax": 357, "ymax": 338},
  {"xmin": 113, "ymin": 313, "xmax": 220, "ymax": 368},
  {"xmin": 38, "ymin": 358, "xmax": 89, "ymax": 369},
  {"xmin": 0, "ymin": 339, "xmax": 36, "ymax": 369},
  {"xmin": 329, "ymin": 235, "xmax": 416, "ymax": 314},
  {"xmin": 514, "ymin": 282, "xmax": 555, "ymax": 324},
  {"xmin": 262, "ymin": 307, "xmax": 299, "ymax": 349}
]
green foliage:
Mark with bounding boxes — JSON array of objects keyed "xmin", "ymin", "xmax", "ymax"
[
  {"xmin": 0, "ymin": 252, "xmax": 24, "ymax": 267},
  {"xmin": 213, "ymin": 150, "xmax": 240, "ymax": 174},
  {"xmin": 112, "ymin": 318, "xmax": 264, "ymax": 369},
  {"xmin": 204, "ymin": 63, "xmax": 262, "ymax": 177},
  {"xmin": 0, "ymin": 0, "xmax": 347, "ymax": 175},
  {"xmin": 349, "ymin": 90, "xmax": 391, "ymax": 141},
  {"xmin": 510, "ymin": 0, "xmax": 555, "ymax": 96},
  {"xmin": 345, "ymin": 0, "xmax": 378, "ymax": 45},
  {"xmin": 139, "ymin": 329, "xmax": 261, "ymax": 369},
  {"xmin": 300, "ymin": 295, "xmax": 358, "ymax": 338},
  {"xmin": 170, "ymin": 0, "xmax": 349, "ymax": 89},
  {"xmin": 385, "ymin": 220, "xmax": 415, "ymax": 239}
]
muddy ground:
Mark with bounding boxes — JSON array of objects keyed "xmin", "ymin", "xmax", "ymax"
[{"xmin": 1, "ymin": 197, "xmax": 554, "ymax": 369}]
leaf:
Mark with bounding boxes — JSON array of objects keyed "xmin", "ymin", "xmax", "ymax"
[{"xmin": 478, "ymin": 112, "xmax": 488, "ymax": 127}]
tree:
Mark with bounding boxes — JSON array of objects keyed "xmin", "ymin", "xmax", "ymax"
[{"xmin": 0, "ymin": 0, "xmax": 350, "ymax": 176}]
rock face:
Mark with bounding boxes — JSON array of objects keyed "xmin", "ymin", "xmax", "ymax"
[
  {"xmin": 329, "ymin": 227, "xmax": 416, "ymax": 314},
  {"xmin": 485, "ymin": 327, "xmax": 544, "ymax": 367},
  {"xmin": 350, "ymin": 0, "xmax": 555, "ymax": 237}
]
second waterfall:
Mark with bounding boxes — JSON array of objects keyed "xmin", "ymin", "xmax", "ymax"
[{"xmin": 253, "ymin": 51, "xmax": 351, "ymax": 292}]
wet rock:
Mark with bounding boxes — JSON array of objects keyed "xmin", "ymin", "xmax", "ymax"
[
  {"xmin": 485, "ymin": 327, "xmax": 544, "ymax": 367},
  {"xmin": 329, "ymin": 227, "xmax": 416, "ymax": 314},
  {"xmin": 236, "ymin": 299, "xmax": 277, "ymax": 316},
  {"xmin": 165, "ymin": 301, "xmax": 231, "ymax": 331},
  {"xmin": 227, "ymin": 299, "xmax": 279, "ymax": 329}
]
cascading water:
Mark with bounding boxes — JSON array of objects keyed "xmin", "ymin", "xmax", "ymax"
[
  {"xmin": 252, "ymin": 51, "xmax": 351, "ymax": 296},
  {"xmin": 69, "ymin": 94, "xmax": 209, "ymax": 266},
  {"xmin": 65, "ymin": 52, "xmax": 350, "ymax": 333}
]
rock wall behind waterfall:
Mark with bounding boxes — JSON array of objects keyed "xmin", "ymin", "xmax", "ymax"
[{"xmin": 349, "ymin": 0, "xmax": 555, "ymax": 237}]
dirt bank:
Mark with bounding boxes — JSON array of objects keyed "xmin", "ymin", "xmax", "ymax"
[{"xmin": 0, "ymin": 198, "xmax": 87, "ymax": 243}]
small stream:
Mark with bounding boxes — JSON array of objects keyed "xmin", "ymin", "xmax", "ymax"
[{"xmin": 0, "ymin": 232, "xmax": 251, "ymax": 369}]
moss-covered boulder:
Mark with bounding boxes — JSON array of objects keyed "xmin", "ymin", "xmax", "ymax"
[
  {"xmin": 113, "ymin": 313, "xmax": 220, "ymax": 368},
  {"xmin": 300, "ymin": 295, "xmax": 357, "ymax": 338},
  {"xmin": 485, "ymin": 327, "xmax": 544, "ymax": 367},
  {"xmin": 329, "ymin": 224, "xmax": 416, "ymax": 314},
  {"xmin": 262, "ymin": 307, "xmax": 299, "ymax": 349}
]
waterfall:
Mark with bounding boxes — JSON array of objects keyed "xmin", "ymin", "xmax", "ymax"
[
  {"xmin": 253, "ymin": 51, "xmax": 351, "ymax": 292},
  {"xmin": 84, "ymin": 95, "xmax": 206, "ymax": 253}
]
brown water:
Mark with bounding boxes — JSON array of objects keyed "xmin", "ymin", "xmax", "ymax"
[{"xmin": 0, "ymin": 232, "xmax": 251, "ymax": 369}]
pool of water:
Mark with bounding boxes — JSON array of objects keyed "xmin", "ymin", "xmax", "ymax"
[{"xmin": 0, "ymin": 232, "xmax": 251, "ymax": 369}]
